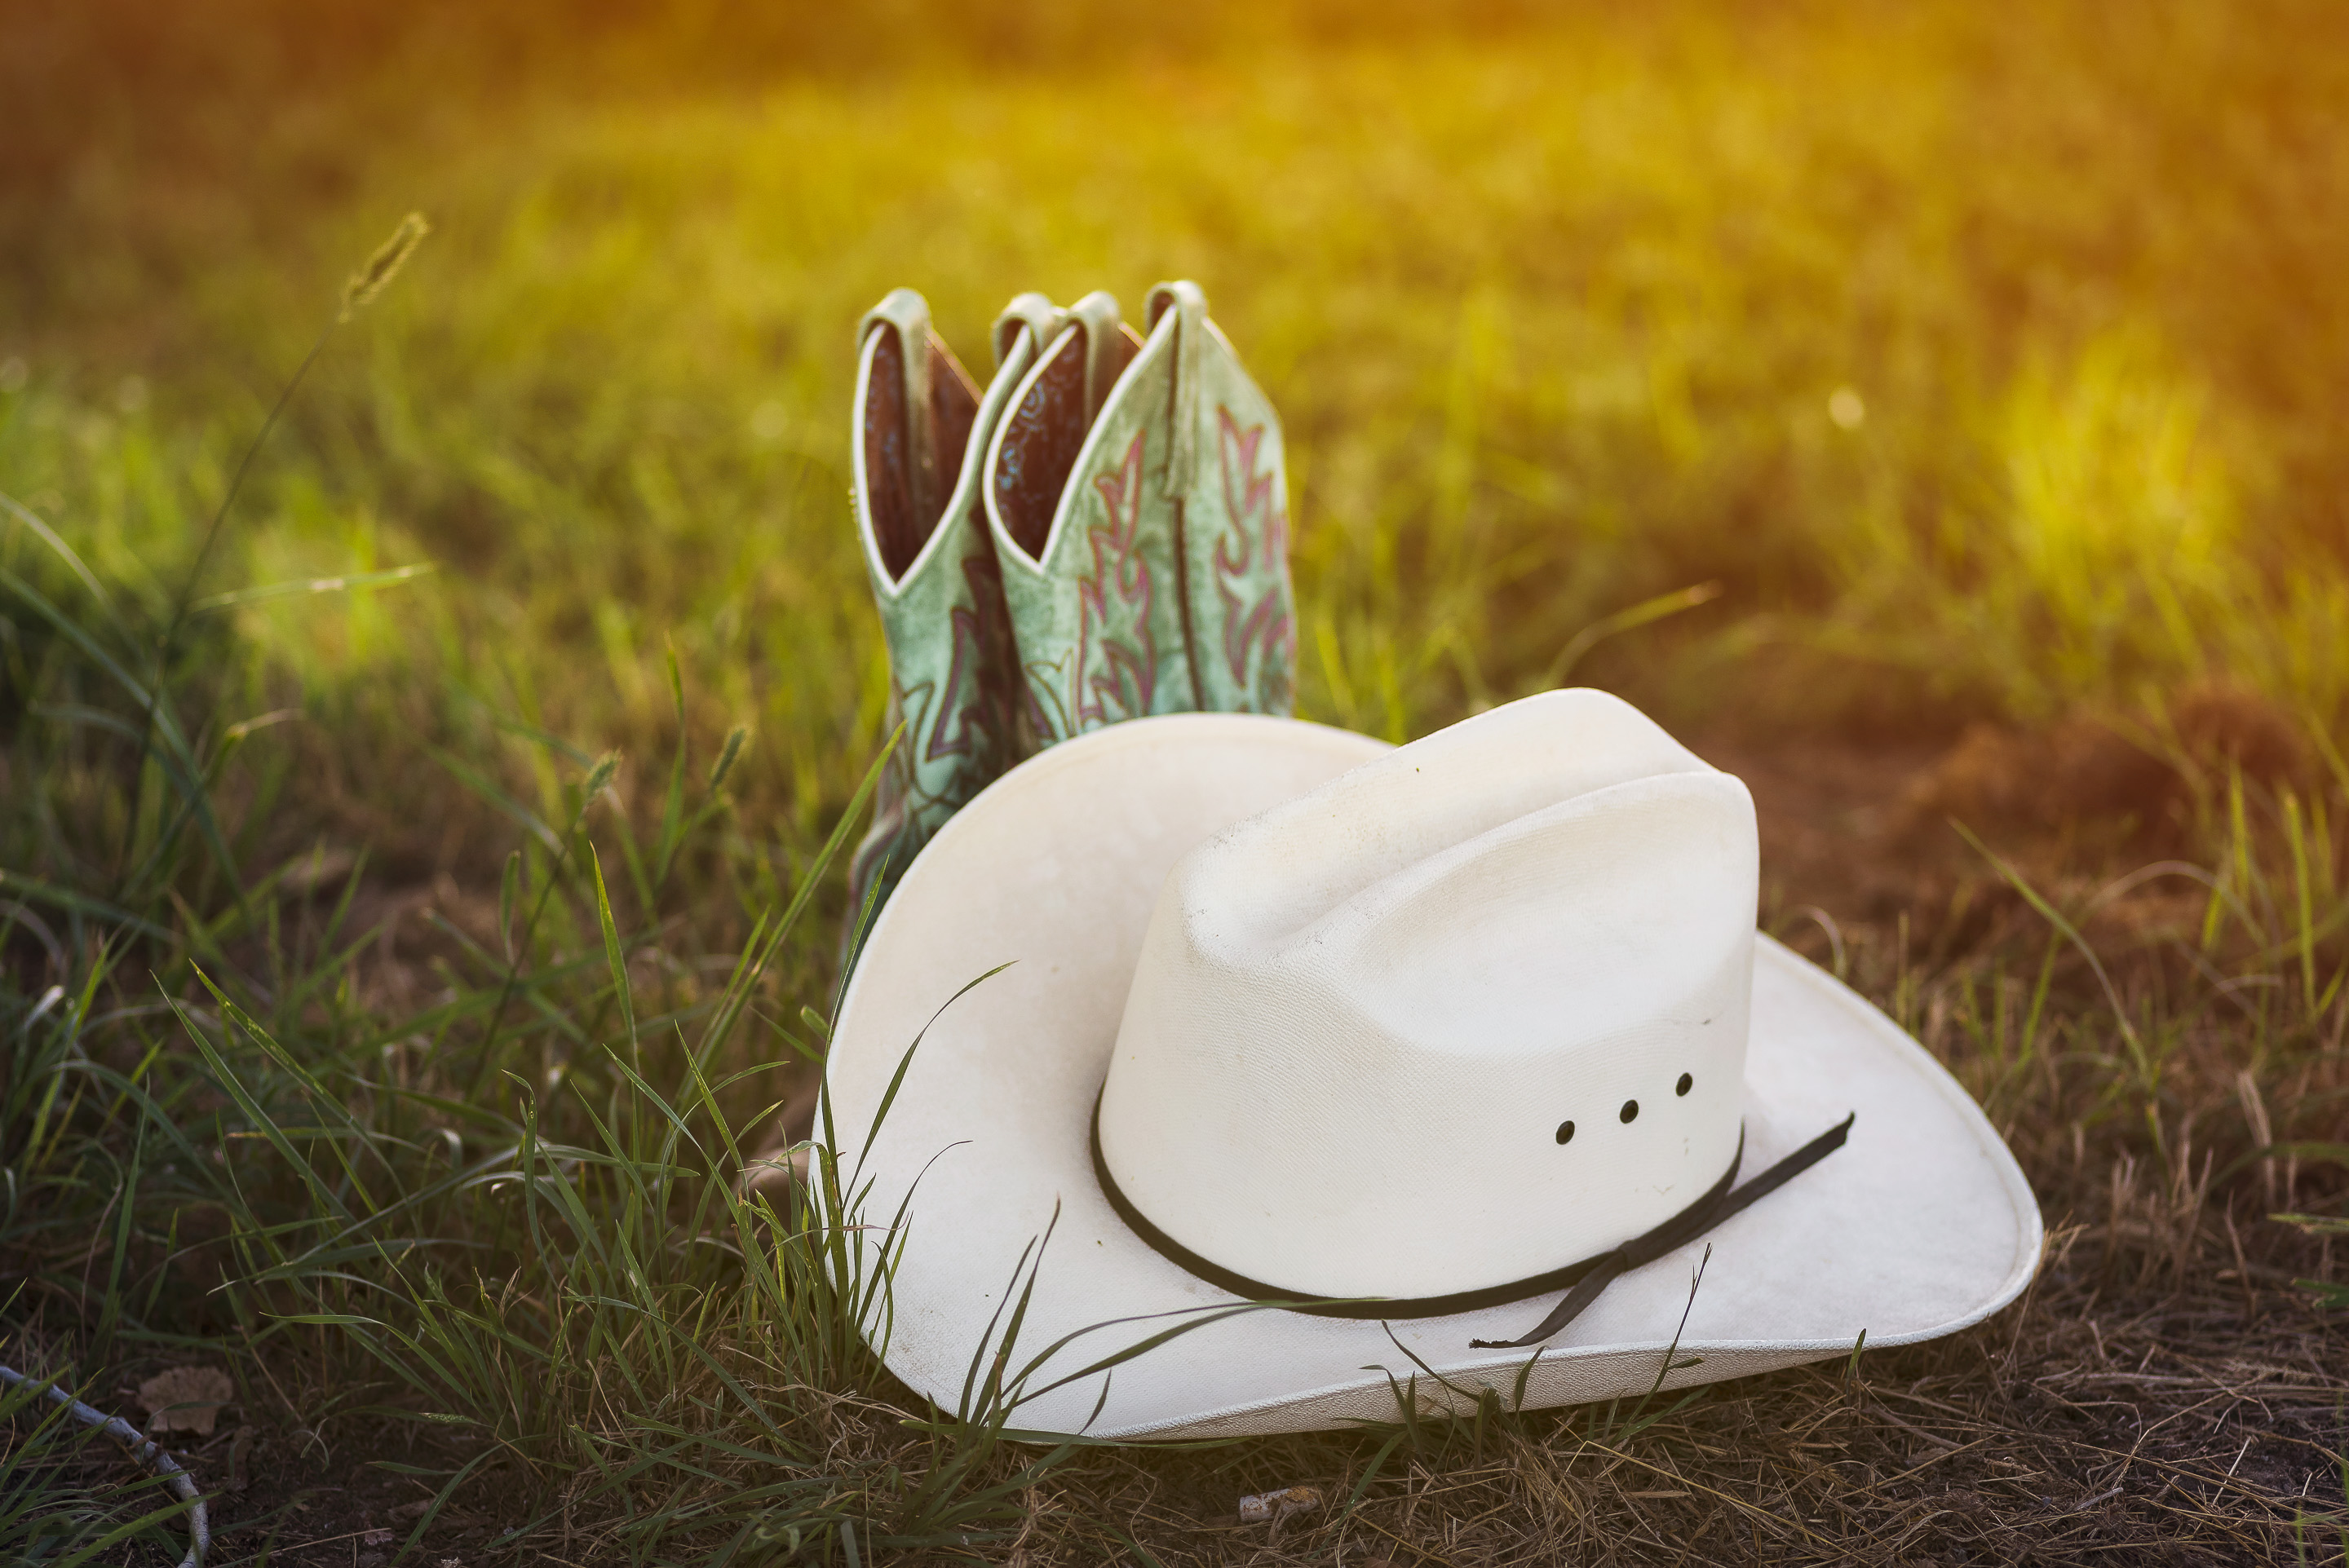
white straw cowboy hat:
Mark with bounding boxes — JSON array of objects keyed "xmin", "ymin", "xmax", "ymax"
[{"xmin": 822, "ymin": 691, "xmax": 2040, "ymax": 1439}]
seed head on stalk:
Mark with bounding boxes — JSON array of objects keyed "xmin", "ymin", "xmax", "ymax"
[
  {"xmin": 341, "ymin": 211, "xmax": 430, "ymax": 322},
  {"xmin": 111, "ymin": 209, "xmax": 432, "ymax": 904}
]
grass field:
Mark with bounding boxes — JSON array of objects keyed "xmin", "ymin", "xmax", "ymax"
[{"xmin": 2, "ymin": 2, "xmax": 2348, "ymax": 1561}]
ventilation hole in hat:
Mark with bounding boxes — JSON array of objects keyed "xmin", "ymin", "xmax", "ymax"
[
  {"xmin": 1555, "ymin": 1120, "xmax": 1576, "ymax": 1146},
  {"xmin": 1620, "ymin": 1099, "xmax": 1639, "ymax": 1124},
  {"xmin": 1676, "ymin": 1072, "xmax": 1693, "ymax": 1097}
]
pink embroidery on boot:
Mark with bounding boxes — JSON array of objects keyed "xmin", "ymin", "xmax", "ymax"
[
  {"xmin": 1214, "ymin": 408, "xmax": 1294, "ymax": 705},
  {"xmin": 1072, "ymin": 434, "xmax": 1158, "ymax": 729}
]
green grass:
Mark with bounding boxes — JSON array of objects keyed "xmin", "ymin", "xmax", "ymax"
[
  {"xmin": 16, "ymin": 6, "xmax": 2349, "ymax": 779},
  {"xmin": 2, "ymin": 2, "xmax": 2348, "ymax": 1561}
]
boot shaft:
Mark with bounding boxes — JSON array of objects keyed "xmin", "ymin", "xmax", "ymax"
[
  {"xmin": 847, "ymin": 292, "xmax": 1057, "ymax": 930},
  {"xmin": 984, "ymin": 282, "xmax": 1296, "ymax": 746}
]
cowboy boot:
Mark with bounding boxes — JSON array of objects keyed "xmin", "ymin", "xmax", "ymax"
[
  {"xmin": 1145, "ymin": 281, "xmax": 1297, "ymax": 718},
  {"xmin": 844, "ymin": 289, "xmax": 1064, "ymax": 945},
  {"xmin": 984, "ymin": 282, "xmax": 1294, "ymax": 746}
]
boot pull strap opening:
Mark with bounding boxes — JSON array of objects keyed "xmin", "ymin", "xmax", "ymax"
[
  {"xmin": 1148, "ymin": 280, "xmax": 1209, "ymax": 498},
  {"xmin": 858, "ymin": 289, "xmax": 940, "ymax": 550},
  {"xmin": 993, "ymin": 293, "xmax": 1065, "ymax": 372},
  {"xmin": 1065, "ymin": 290, "xmax": 1124, "ymax": 431}
]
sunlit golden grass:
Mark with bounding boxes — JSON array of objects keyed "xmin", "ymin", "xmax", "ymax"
[{"xmin": 12, "ymin": 5, "xmax": 2348, "ymax": 814}]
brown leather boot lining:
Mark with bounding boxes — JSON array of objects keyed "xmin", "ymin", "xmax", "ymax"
[
  {"xmin": 865, "ymin": 333, "xmax": 981, "ymax": 584},
  {"xmin": 861, "ymin": 329, "xmax": 920, "ymax": 579},
  {"xmin": 927, "ymin": 338, "xmax": 980, "ymax": 523},
  {"xmin": 992, "ymin": 326, "xmax": 1142, "ymax": 563}
]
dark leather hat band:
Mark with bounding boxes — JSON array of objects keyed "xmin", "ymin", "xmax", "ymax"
[{"xmin": 1089, "ymin": 1094, "xmax": 1853, "ymax": 1348}]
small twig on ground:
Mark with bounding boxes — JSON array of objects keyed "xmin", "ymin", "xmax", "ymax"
[{"xmin": 0, "ymin": 1360, "xmax": 210, "ymax": 1566}]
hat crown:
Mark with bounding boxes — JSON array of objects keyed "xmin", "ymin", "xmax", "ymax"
[{"xmin": 1097, "ymin": 689, "xmax": 1758, "ymax": 1300}]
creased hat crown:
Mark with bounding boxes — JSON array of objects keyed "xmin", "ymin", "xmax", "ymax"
[{"xmin": 1096, "ymin": 689, "xmax": 1759, "ymax": 1300}]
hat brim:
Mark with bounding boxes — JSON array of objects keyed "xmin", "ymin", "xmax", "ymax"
[{"xmin": 825, "ymin": 713, "xmax": 2042, "ymax": 1440}]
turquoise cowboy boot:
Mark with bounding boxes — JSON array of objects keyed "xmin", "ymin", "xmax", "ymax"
[
  {"xmin": 844, "ymin": 289, "xmax": 1065, "ymax": 947},
  {"xmin": 983, "ymin": 281, "xmax": 1295, "ymax": 745}
]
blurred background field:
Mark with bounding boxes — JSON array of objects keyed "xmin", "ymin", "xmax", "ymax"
[
  {"xmin": 10, "ymin": 0, "xmax": 2349, "ymax": 846},
  {"xmin": 2, "ymin": 2, "xmax": 2347, "ymax": 1562}
]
